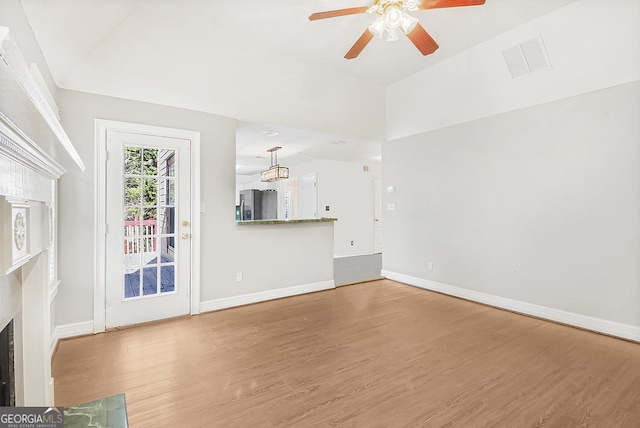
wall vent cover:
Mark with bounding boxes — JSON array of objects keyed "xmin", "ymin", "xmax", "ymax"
[{"xmin": 502, "ymin": 35, "xmax": 551, "ymax": 79}]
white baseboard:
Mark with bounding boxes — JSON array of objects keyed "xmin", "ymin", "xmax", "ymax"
[
  {"xmin": 50, "ymin": 320, "xmax": 94, "ymax": 357},
  {"xmin": 200, "ymin": 280, "xmax": 335, "ymax": 313},
  {"xmin": 382, "ymin": 270, "xmax": 640, "ymax": 343}
]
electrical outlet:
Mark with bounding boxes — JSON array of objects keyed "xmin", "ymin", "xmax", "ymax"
[
  {"xmin": 236, "ymin": 272, "xmax": 243, "ymax": 282},
  {"xmin": 428, "ymin": 262, "xmax": 433, "ymax": 270},
  {"xmin": 351, "ymin": 240, "xmax": 354, "ymax": 246}
]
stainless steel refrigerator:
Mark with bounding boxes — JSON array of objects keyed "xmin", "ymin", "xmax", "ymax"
[{"xmin": 239, "ymin": 189, "xmax": 277, "ymax": 220}]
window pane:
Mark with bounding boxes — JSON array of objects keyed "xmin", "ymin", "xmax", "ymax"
[
  {"xmin": 143, "ymin": 148, "xmax": 158, "ymax": 176},
  {"xmin": 124, "ymin": 207, "xmax": 141, "ymax": 222},
  {"xmin": 142, "ymin": 266, "xmax": 158, "ymax": 295},
  {"xmin": 158, "ymin": 236, "xmax": 175, "ymax": 262},
  {"xmin": 143, "ymin": 207, "xmax": 157, "ymax": 221},
  {"xmin": 158, "ymin": 206, "xmax": 175, "ymax": 235},
  {"xmin": 143, "ymin": 178, "xmax": 157, "ymax": 206},
  {"xmin": 167, "ymin": 179, "xmax": 175, "ymax": 205},
  {"xmin": 124, "ymin": 178, "xmax": 141, "ymax": 205},
  {"xmin": 124, "ymin": 147, "xmax": 141, "ymax": 175},
  {"xmin": 124, "ymin": 269, "xmax": 141, "ymax": 298},
  {"xmin": 160, "ymin": 265, "xmax": 175, "ymax": 293},
  {"xmin": 160, "ymin": 151, "xmax": 175, "ymax": 177}
]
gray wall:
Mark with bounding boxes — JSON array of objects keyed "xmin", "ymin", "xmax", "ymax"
[
  {"xmin": 382, "ymin": 80, "xmax": 640, "ymax": 327},
  {"xmin": 56, "ymin": 89, "xmax": 334, "ymax": 325}
]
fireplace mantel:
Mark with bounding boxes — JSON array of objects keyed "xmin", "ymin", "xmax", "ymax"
[{"xmin": 0, "ymin": 25, "xmax": 77, "ymax": 407}]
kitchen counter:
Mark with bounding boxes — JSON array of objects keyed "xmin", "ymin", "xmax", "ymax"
[{"xmin": 237, "ymin": 218, "xmax": 337, "ymax": 225}]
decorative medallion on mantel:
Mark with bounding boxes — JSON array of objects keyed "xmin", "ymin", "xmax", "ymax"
[
  {"xmin": 0, "ymin": 197, "xmax": 31, "ymax": 274},
  {"xmin": 13, "ymin": 211, "xmax": 26, "ymax": 251}
]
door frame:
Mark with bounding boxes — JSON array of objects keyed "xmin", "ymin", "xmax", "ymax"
[
  {"xmin": 93, "ymin": 120, "xmax": 201, "ymax": 333},
  {"xmin": 373, "ymin": 177, "xmax": 383, "ymax": 254}
]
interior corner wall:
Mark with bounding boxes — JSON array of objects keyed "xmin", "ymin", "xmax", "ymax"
[{"xmin": 382, "ymin": 80, "xmax": 640, "ymax": 328}]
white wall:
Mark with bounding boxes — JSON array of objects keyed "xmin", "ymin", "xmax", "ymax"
[
  {"xmin": 386, "ymin": 0, "xmax": 640, "ymax": 140},
  {"xmin": 383, "ymin": 80, "xmax": 640, "ymax": 330},
  {"xmin": 291, "ymin": 160, "xmax": 381, "ymax": 257},
  {"xmin": 56, "ymin": 89, "xmax": 334, "ymax": 326}
]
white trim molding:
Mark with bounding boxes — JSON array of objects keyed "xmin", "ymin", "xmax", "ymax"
[
  {"xmin": 48, "ymin": 279, "xmax": 60, "ymax": 303},
  {"xmin": 93, "ymin": 120, "xmax": 201, "ymax": 332},
  {"xmin": 50, "ymin": 321, "xmax": 95, "ymax": 357},
  {"xmin": 382, "ymin": 270, "xmax": 640, "ymax": 343},
  {"xmin": 200, "ymin": 281, "xmax": 335, "ymax": 313},
  {"xmin": 0, "ymin": 118, "xmax": 65, "ymax": 179}
]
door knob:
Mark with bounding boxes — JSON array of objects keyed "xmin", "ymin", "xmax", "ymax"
[
  {"xmin": 182, "ymin": 220, "xmax": 189, "ymax": 226},
  {"xmin": 181, "ymin": 233, "xmax": 189, "ymax": 239}
]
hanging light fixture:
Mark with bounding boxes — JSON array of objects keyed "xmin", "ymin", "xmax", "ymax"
[
  {"xmin": 260, "ymin": 146, "xmax": 289, "ymax": 182},
  {"xmin": 367, "ymin": 0, "xmax": 419, "ymax": 42}
]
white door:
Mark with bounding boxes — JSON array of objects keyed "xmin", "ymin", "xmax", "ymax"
[
  {"xmin": 374, "ymin": 178, "xmax": 383, "ymax": 253},
  {"xmin": 105, "ymin": 130, "xmax": 191, "ymax": 328},
  {"xmin": 299, "ymin": 173, "xmax": 317, "ymax": 219}
]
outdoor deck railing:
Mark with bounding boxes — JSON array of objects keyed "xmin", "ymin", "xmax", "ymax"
[{"xmin": 124, "ymin": 219, "xmax": 157, "ymax": 254}]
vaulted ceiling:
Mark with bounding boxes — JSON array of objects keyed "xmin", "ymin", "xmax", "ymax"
[{"xmin": 20, "ymin": 0, "xmax": 580, "ymax": 171}]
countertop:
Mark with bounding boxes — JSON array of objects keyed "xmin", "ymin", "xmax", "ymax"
[{"xmin": 237, "ymin": 218, "xmax": 337, "ymax": 225}]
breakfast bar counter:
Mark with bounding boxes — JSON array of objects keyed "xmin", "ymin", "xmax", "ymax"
[{"xmin": 237, "ymin": 218, "xmax": 337, "ymax": 225}]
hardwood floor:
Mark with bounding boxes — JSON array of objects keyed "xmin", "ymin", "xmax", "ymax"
[{"xmin": 52, "ymin": 280, "xmax": 640, "ymax": 427}]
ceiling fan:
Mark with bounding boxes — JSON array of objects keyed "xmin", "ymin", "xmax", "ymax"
[{"xmin": 309, "ymin": 0, "xmax": 486, "ymax": 59}]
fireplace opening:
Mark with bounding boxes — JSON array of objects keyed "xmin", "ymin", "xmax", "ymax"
[{"xmin": 0, "ymin": 320, "xmax": 15, "ymax": 406}]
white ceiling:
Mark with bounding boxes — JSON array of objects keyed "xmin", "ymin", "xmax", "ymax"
[
  {"xmin": 236, "ymin": 121, "xmax": 382, "ymax": 174},
  {"xmin": 20, "ymin": 0, "xmax": 579, "ymax": 172}
]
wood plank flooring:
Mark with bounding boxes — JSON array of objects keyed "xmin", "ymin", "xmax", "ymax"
[{"xmin": 52, "ymin": 280, "xmax": 640, "ymax": 427}]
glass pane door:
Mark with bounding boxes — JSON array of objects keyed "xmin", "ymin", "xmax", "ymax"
[{"xmin": 122, "ymin": 146, "xmax": 176, "ymax": 299}]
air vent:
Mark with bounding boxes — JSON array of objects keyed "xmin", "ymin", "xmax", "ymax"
[{"xmin": 502, "ymin": 35, "xmax": 551, "ymax": 79}]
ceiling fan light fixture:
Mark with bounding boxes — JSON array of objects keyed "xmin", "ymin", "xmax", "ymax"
[
  {"xmin": 368, "ymin": 2, "xmax": 419, "ymax": 42},
  {"xmin": 309, "ymin": 0, "xmax": 487, "ymax": 59},
  {"xmin": 369, "ymin": 17, "xmax": 385, "ymax": 38},
  {"xmin": 384, "ymin": 6, "xmax": 404, "ymax": 29},
  {"xmin": 401, "ymin": 13, "xmax": 418, "ymax": 34},
  {"xmin": 404, "ymin": 0, "xmax": 420, "ymax": 11},
  {"xmin": 386, "ymin": 28, "xmax": 399, "ymax": 42}
]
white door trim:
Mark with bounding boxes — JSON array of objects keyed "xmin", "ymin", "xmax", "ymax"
[{"xmin": 94, "ymin": 120, "xmax": 201, "ymax": 333}]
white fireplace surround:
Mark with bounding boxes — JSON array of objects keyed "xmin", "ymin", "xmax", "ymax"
[{"xmin": 0, "ymin": 26, "xmax": 84, "ymax": 406}]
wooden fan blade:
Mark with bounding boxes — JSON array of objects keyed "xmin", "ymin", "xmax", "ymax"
[
  {"xmin": 309, "ymin": 6, "xmax": 370, "ymax": 21},
  {"xmin": 406, "ymin": 23, "xmax": 439, "ymax": 56},
  {"xmin": 345, "ymin": 29, "xmax": 374, "ymax": 59},
  {"xmin": 419, "ymin": 0, "xmax": 486, "ymax": 10}
]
